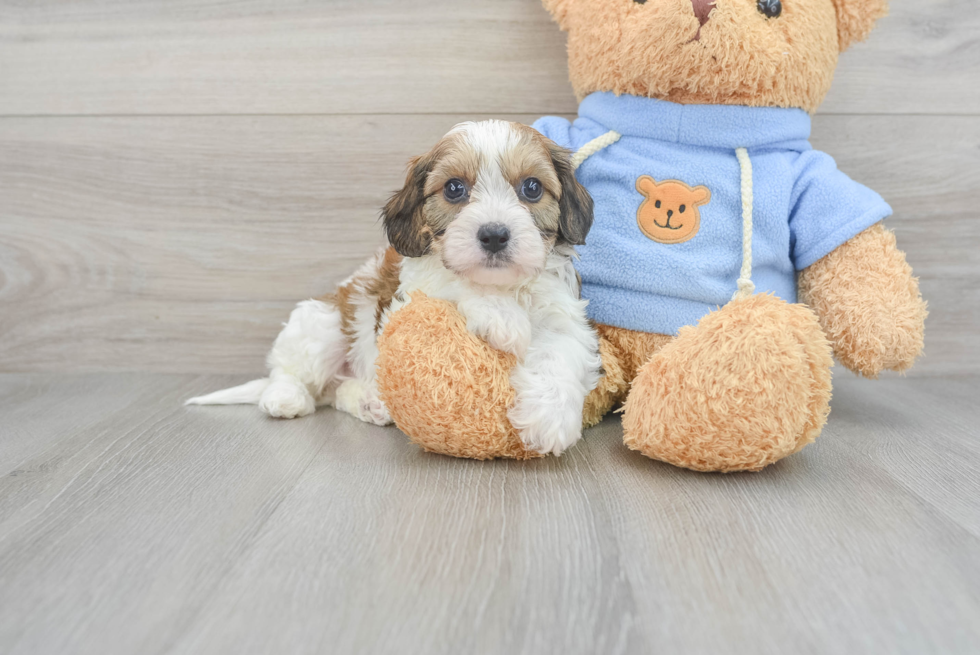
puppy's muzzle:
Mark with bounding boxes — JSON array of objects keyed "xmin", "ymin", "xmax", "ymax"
[{"xmin": 478, "ymin": 223, "xmax": 510, "ymax": 254}]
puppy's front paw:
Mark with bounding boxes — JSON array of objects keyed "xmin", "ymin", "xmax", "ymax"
[
  {"xmin": 335, "ymin": 379, "xmax": 393, "ymax": 426},
  {"xmin": 259, "ymin": 376, "xmax": 315, "ymax": 419},
  {"xmin": 508, "ymin": 396, "xmax": 582, "ymax": 457},
  {"xmin": 507, "ymin": 362, "xmax": 585, "ymax": 456},
  {"xmin": 457, "ymin": 296, "xmax": 532, "ymax": 360}
]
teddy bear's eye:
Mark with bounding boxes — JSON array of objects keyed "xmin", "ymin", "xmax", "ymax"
[
  {"xmin": 655, "ymin": 200, "xmax": 661, "ymax": 208},
  {"xmin": 757, "ymin": 0, "xmax": 782, "ymax": 18},
  {"xmin": 633, "ymin": 0, "xmax": 647, "ymax": 4},
  {"xmin": 679, "ymin": 205, "xmax": 686, "ymax": 213}
]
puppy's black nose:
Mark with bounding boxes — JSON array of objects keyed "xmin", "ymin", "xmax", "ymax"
[{"xmin": 478, "ymin": 224, "xmax": 510, "ymax": 254}]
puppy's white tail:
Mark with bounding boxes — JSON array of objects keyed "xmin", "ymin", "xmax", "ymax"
[{"xmin": 185, "ymin": 378, "xmax": 271, "ymax": 406}]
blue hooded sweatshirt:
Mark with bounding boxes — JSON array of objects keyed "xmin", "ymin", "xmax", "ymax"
[{"xmin": 533, "ymin": 92, "xmax": 891, "ymax": 336}]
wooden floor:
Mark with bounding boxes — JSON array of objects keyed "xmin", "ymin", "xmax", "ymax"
[{"xmin": 0, "ymin": 373, "xmax": 977, "ymax": 654}]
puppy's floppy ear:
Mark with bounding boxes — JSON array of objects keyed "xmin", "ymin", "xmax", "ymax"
[
  {"xmin": 541, "ymin": 0, "xmax": 577, "ymax": 31},
  {"xmin": 382, "ymin": 150, "xmax": 438, "ymax": 258},
  {"xmin": 832, "ymin": 0, "xmax": 888, "ymax": 52},
  {"xmin": 547, "ymin": 142, "xmax": 594, "ymax": 246}
]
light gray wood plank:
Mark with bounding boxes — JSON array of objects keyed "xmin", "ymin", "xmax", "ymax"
[
  {"xmin": 827, "ymin": 374, "xmax": 980, "ymax": 539},
  {"xmin": 821, "ymin": 0, "xmax": 980, "ymax": 115},
  {"xmin": 594, "ymin": 398, "xmax": 980, "ymax": 654},
  {"xmin": 1, "ymin": 113, "xmax": 977, "ymax": 375},
  {"xmin": 0, "ymin": 0, "xmax": 976, "ymax": 117},
  {"xmin": 0, "ymin": 113, "xmax": 470, "ymax": 374},
  {"xmin": 0, "ymin": 374, "xmax": 330, "ymax": 654},
  {"xmin": 0, "ymin": 373, "xmax": 174, "ymax": 477},
  {"xmin": 0, "ymin": 373, "xmax": 977, "ymax": 654},
  {"xmin": 0, "ymin": 0, "xmax": 575, "ymax": 117},
  {"xmin": 168, "ymin": 428, "xmax": 642, "ymax": 655}
]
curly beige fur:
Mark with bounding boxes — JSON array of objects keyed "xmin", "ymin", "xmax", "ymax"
[
  {"xmin": 582, "ymin": 325, "xmax": 672, "ymax": 426},
  {"xmin": 622, "ymin": 293, "xmax": 833, "ymax": 472},
  {"xmin": 542, "ymin": 0, "xmax": 888, "ymax": 114},
  {"xmin": 377, "ymin": 293, "xmax": 537, "ymax": 460},
  {"xmin": 799, "ymin": 223, "xmax": 927, "ymax": 378}
]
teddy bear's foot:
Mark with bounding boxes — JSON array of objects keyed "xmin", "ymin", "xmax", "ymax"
[
  {"xmin": 376, "ymin": 293, "xmax": 538, "ymax": 460},
  {"xmin": 581, "ymin": 333, "xmax": 629, "ymax": 428},
  {"xmin": 582, "ymin": 324, "xmax": 673, "ymax": 427},
  {"xmin": 622, "ymin": 293, "xmax": 834, "ymax": 472}
]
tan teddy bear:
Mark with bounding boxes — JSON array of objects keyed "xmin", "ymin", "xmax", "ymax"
[{"xmin": 376, "ymin": 0, "xmax": 927, "ymax": 472}]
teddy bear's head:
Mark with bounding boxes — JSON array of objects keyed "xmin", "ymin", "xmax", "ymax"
[{"xmin": 542, "ymin": 0, "xmax": 887, "ymax": 112}]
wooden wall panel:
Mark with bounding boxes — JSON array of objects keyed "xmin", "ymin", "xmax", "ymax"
[
  {"xmin": 0, "ymin": 0, "xmax": 977, "ymax": 117},
  {"xmin": 0, "ymin": 114, "xmax": 462, "ymax": 373},
  {"xmin": 1, "ymin": 114, "xmax": 977, "ymax": 374}
]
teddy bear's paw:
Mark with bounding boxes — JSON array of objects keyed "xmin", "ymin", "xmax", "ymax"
[
  {"xmin": 799, "ymin": 223, "xmax": 927, "ymax": 378},
  {"xmin": 622, "ymin": 293, "xmax": 833, "ymax": 472},
  {"xmin": 457, "ymin": 295, "xmax": 532, "ymax": 360},
  {"xmin": 376, "ymin": 292, "xmax": 539, "ymax": 460}
]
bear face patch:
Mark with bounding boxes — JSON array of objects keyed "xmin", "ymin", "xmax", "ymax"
[{"xmin": 635, "ymin": 176, "xmax": 711, "ymax": 244}]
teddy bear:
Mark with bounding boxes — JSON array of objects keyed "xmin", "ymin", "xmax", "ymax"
[{"xmin": 375, "ymin": 0, "xmax": 927, "ymax": 472}]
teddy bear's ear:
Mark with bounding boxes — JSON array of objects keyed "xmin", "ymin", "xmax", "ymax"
[
  {"xmin": 541, "ymin": 0, "xmax": 576, "ymax": 31},
  {"xmin": 832, "ymin": 0, "xmax": 888, "ymax": 52}
]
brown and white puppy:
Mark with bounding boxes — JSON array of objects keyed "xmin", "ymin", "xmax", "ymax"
[{"xmin": 187, "ymin": 120, "xmax": 601, "ymax": 456}]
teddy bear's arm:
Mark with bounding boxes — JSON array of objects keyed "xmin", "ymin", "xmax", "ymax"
[{"xmin": 797, "ymin": 222, "xmax": 926, "ymax": 378}]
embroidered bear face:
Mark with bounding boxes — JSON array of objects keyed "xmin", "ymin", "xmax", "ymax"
[{"xmin": 635, "ymin": 176, "xmax": 711, "ymax": 245}]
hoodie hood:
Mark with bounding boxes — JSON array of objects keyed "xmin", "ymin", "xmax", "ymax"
[{"xmin": 578, "ymin": 92, "xmax": 813, "ymax": 151}]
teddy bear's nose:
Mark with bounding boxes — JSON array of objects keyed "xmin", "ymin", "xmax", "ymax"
[
  {"xmin": 667, "ymin": 209, "xmax": 674, "ymax": 219},
  {"xmin": 690, "ymin": 0, "xmax": 715, "ymax": 26}
]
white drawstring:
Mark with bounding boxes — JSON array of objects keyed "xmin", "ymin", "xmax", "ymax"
[
  {"xmin": 572, "ymin": 135, "xmax": 755, "ymax": 303},
  {"xmin": 732, "ymin": 147, "xmax": 755, "ymax": 300},
  {"xmin": 571, "ymin": 130, "xmax": 621, "ymax": 171}
]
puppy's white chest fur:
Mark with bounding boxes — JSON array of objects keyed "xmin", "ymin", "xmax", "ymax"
[{"xmin": 386, "ymin": 252, "xmax": 576, "ymax": 362}]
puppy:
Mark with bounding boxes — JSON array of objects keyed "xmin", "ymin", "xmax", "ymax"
[{"xmin": 187, "ymin": 120, "xmax": 601, "ymax": 456}]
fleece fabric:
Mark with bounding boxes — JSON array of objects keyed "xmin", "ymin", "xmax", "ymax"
[{"xmin": 533, "ymin": 91, "xmax": 891, "ymax": 335}]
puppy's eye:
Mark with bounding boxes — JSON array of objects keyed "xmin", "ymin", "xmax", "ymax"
[
  {"xmin": 520, "ymin": 177, "xmax": 543, "ymax": 203},
  {"xmin": 757, "ymin": 0, "xmax": 782, "ymax": 18},
  {"xmin": 443, "ymin": 178, "xmax": 467, "ymax": 203}
]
